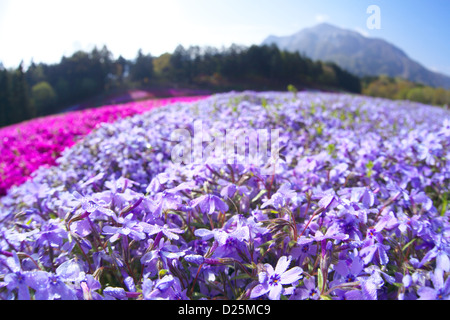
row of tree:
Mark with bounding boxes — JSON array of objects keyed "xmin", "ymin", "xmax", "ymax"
[
  {"xmin": 0, "ymin": 43, "xmax": 362, "ymax": 128},
  {"xmin": 1, "ymin": 43, "xmax": 447, "ymax": 128},
  {"xmin": 164, "ymin": 44, "xmax": 362, "ymax": 94},
  {"xmin": 362, "ymin": 75, "xmax": 450, "ymax": 106},
  {"xmin": 0, "ymin": 63, "xmax": 34, "ymax": 127}
]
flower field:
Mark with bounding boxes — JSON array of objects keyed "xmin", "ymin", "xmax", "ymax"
[
  {"xmin": 0, "ymin": 95, "xmax": 208, "ymax": 196},
  {"xmin": 0, "ymin": 90, "xmax": 449, "ymax": 300}
]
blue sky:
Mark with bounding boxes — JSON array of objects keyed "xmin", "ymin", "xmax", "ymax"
[{"xmin": 0, "ymin": 0, "xmax": 449, "ymax": 76}]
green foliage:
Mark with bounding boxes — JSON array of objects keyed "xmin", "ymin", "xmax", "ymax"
[
  {"xmin": 129, "ymin": 49, "xmax": 154, "ymax": 84},
  {"xmin": 153, "ymin": 53, "xmax": 171, "ymax": 76},
  {"xmin": 362, "ymin": 75, "xmax": 450, "ymax": 106},
  {"xmin": 164, "ymin": 44, "xmax": 361, "ymax": 94},
  {"xmin": 3, "ymin": 63, "xmax": 34, "ymax": 125},
  {"xmin": 0, "ymin": 68, "xmax": 11, "ymax": 127},
  {"xmin": 1, "ymin": 46, "xmax": 116, "ymax": 126},
  {"xmin": 31, "ymin": 81, "xmax": 57, "ymax": 115},
  {"xmin": 80, "ymin": 78, "xmax": 97, "ymax": 97},
  {"xmin": 326, "ymin": 143, "xmax": 336, "ymax": 157},
  {"xmin": 287, "ymin": 84, "xmax": 298, "ymax": 96},
  {"xmin": 366, "ymin": 160, "xmax": 374, "ymax": 178}
]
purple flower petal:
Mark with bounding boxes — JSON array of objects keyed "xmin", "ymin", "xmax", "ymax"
[{"xmin": 280, "ymin": 267, "xmax": 303, "ymax": 285}]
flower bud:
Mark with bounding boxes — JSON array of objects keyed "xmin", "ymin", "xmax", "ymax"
[{"xmin": 184, "ymin": 254, "xmax": 205, "ymax": 265}]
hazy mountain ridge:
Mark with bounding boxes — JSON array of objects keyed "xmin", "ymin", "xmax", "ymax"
[{"xmin": 262, "ymin": 23, "xmax": 450, "ymax": 89}]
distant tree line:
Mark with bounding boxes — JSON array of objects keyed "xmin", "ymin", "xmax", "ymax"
[
  {"xmin": 362, "ymin": 75, "xmax": 450, "ymax": 106},
  {"xmin": 164, "ymin": 44, "xmax": 362, "ymax": 94},
  {"xmin": 3, "ymin": 43, "xmax": 447, "ymax": 128},
  {"xmin": 0, "ymin": 43, "xmax": 362, "ymax": 128},
  {"xmin": 0, "ymin": 63, "xmax": 34, "ymax": 127}
]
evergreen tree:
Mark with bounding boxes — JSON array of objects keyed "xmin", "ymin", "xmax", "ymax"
[
  {"xmin": 170, "ymin": 45, "xmax": 191, "ymax": 83},
  {"xmin": 130, "ymin": 49, "xmax": 154, "ymax": 85},
  {"xmin": 0, "ymin": 68, "xmax": 11, "ymax": 127},
  {"xmin": 8, "ymin": 62, "xmax": 33, "ymax": 125}
]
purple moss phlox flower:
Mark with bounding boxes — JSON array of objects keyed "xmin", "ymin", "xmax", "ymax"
[
  {"xmin": 409, "ymin": 189, "xmax": 433, "ymax": 211},
  {"xmin": 418, "ymin": 269, "xmax": 450, "ymax": 300},
  {"xmin": 145, "ymin": 172, "xmax": 178, "ymax": 194},
  {"xmin": 312, "ymin": 223, "xmax": 349, "ymax": 242},
  {"xmin": 56, "ymin": 259, "xmax": 86, "ymax": 283},
  {"xmin": 194, "ymin": 223, "xmax": 250, "ymax": 251},
  {"xmin": 16, "ymin": 259, "xmax": 81, "ymax": 300},
  {"xmin": 140, "ymin": 239, "xmax": 185, "ymax": 276},
  {"xmin": 337, "ymin": 213, "xmax": 364, "ymax": 241},
  {"xmin": 396, "ymin": 209, "xmax": 425, "ymax": 235},
  {"xmin": 220, "ymin": 183, "xmax": 238, "ymax": 199},
  {"xmin": 334, "ymin": 254, "xmax": 365, "ymax": 284},
  {"xmin": 3, "ymin": 252, "xmax": 79, "ymax": 300},
  {"xmin": 292, "ymin": 237, "xmax": 317, "ymax": 265},
  {"xmin": 72, "ymin": 191, "xmax": 114, "ymax": 217},
  {"xmin": 334, "ymin": 288, "xmax": 365, "ymax": 300},
  {"xmin": 194, "ymin": 223, "xmax": 250, "ymax": 258},
  {"xmin": 102, "ymin": 213, "xmax": 147, "ymax": 243},
  {"xmin": 250, "ymin": 256, "xmax": 303, "ymax": 300},
  {"xmin": 329, "ymin": 254, "xmax": 385, "ymax": 300},
  {"xmin": 103, "ymin": 284, "xmax": 141, "ymax": 300},
  {"xmin": 419, "ymin": 234, "xmax": 450, "ymax": 272},
  {"xmin": 142, "ymin": 277, "xmax": 154, "ymax": 300},
  {"xmin": 361, "ymin": 265, "xmax": 396, "ymax": 300},
  {"xmin": 360, "ymin": 238, "xmax": 390, "ymax": 265},
  {"xmin": 386, "ymin": 180, "xmax": 410, "ymax": 202},
  {"xmin": 44, "ymin": 273, "xmax": 78, "ymax": 300},
  {"xmin": 290, "ymin": 276, "xmax": 321, "ymax": 300},
  {"xmin": 261, "ymin": 182, "xmax": 297, "ymax": 209},
  {"xmin": 143, "ymin": 223, "xmax": 184, "ymax": 241},
  {"xmin": 360, "ymin": 213, "xmax": 398, "ymax": 265},
  {"xmin": 316, "ymin": 189, "xmax": 338, "ymax": 211},
  {"xmin": 142, "ymin": 274, "xmax": 188, "ymax": 300},
  {"xmin": 78, "ymin": 274, "xmax": 102, "ymax": 300},
  {"xmin": 3, "ymin": 252, "xmax": 35, "ymax": 300},
  {"xmin": 143, "ymin": 192, "xmax": 183, "ymax": 219},
  {"xmin": 190, "ymin": 194, "xmax": 229, "ymax": 215},
  {"xmin": 165, "ymin": 181, "xmax": 197, "ymax": 195},
  {"xmin": 35, "ymin": 220, "xmax": 68, "ymax": 248},
  {"xmin": 184, "ymin": 254, "xmax": 227, "ymax": 266},
  {"xmin": 103, "ymin": 286, "xmax": 128, "ymax": 300}
]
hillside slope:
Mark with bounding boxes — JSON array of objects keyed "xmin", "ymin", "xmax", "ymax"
[{"xmin": 262, "ymin": 23, "xmax": 450, "ymax": 89}]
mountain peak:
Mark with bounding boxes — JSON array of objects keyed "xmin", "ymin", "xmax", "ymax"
[
  {"xmin": 309, "ymin": 22, "xmax": 340, "ymax": 31},
  {"xmin": 262, "ymin": 24, "xmax": 450, "ymax": 89},
  {"xmin": 300, "ymin": 23, "xmax": 363, "ymax": 38}
]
